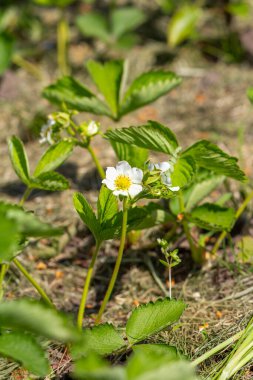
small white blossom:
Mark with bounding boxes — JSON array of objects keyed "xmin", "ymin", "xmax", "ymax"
[
  {"xmin": 149, "ymin": 161, "xmax": 180, "ymax": 192},
  {"xmin": 87, "ymin": 120, "xmax": 100, "ymax": 136},
  {"xmin": 39, "ymin": 116, "xmax": 55, "ymax": 145},
  {"xmin": 102, "ymin": 161, "xmax": 143, "ymax": 198}
]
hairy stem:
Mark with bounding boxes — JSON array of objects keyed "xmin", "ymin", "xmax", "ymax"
[
  {"xmin": 95, "ymin": 198, "xmax": 128, "ymax": 324},
  {"xmin": 13, "ymin": 258, "xmax": 54, "ymax": 308},
  {"xmin": 19, "ymin": 187, "xmax": 32, "ymax": 207},
  {"xmin": 87, "ymin": 145, "xmax": 105, "ymax": 179},
  {"xmin": 77, "ymin": 242, "xmax": 101, "ymax": 330},
  {"xmin": 57, "ymin": 13, "xmax": 69, "ymax": 76},
  {"xmin": 212, "ymin": 189, "xmax": 253, "ymax": 255},
  {"xmin": 178, "ymin": 191, "xmax": 199, "ymax": 262}
]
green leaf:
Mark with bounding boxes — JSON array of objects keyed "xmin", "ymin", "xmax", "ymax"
[
  {"xmin": 33, "ymin": 0, "xmax": 75, "ymax": 6},
  {"xmin": 168, "ymin": 5, "xmax": 201, "ymax": 47},
  {"xmin": 76, "ymin": 12, "xmax": 110, "ymax": 43},
  {"xmin": 171, "ymin": 156, "xmax": 196, "ymax": 188},
  {"xmin": 0, "ymin": 332, "xmax": 50, "ymax": 376},
  {"xmin": 131, "ymin": 203, "xmax": 174, "ymax": 230},
  {"xmin": 111, "ymin": 7, "xmax": 146, "ymax": 38},
  {"xmin": 34, "ymin": 140, "xmax": 74, "ymax": 176},
  {"xmin": 43, "ymin": 76, "xmax": 111, "ymax": 116},
  {"xmin": 236, "ymin": 236, "xmax": 253, "ymax": 263},
  {"xmin": 30, "ymin": 171, "xmax": 69, "ymax": 191},
  {"xmin": 71, "ymin": 323, "xmax": 126, "ymax": 358},
  {"xmin": 86, "ymin": 60, "xmax": 124, "ymax": 118},
  {"xmin": 189, "ymin": 203, "xmax": 236, "ymax": 231},
  {"xmin": 73, "ymin": 353, "xmax": 125, "ymax": 380},
  {"xmin": 0, "ymin": 299, "xmax": 79, "ymax": 342},
  {"xmin": 73, "ymin": 192, "xmax": 101, "ymax": 243},
  {"xmin": 126, "ymin": 298, "xmax": 186, "ymax": 344},
  {"xmin": 0, "ymin": 216, "xmax": 20, "ymax": 263},
  {"xmin": 247, "ymin": 87, "xmax": 253, "ymax": 103},
  {"xmin": 8, "ymin": 136, "xmax": 30, "ymax": 185},
  {"xmin": 106, "ymin": 121, "xmax": 179, "ymax": 155},
  {"xmin": 0, "ymin": 33, "xmax": 14, "ymax": 75},
  {"xmin": 120, "ymin": 71, "xmax": 182, "ymax": 117},
  {"xmin": 110, "ymin": 140, "xmax": 148, "ymax": 168},
  {"xmin": 127, "ymin": 344, "xmax": 180, "ymax": 380},
  {"xmin": 0, "ymin": 201, "xmax": 63, "ymax": 238},
  {"xmin": 183, "ymin": 140, "xmax": 247, "ymax": 182},
  {"xmin": 185, "ymin": 175, "xmax": 225, "ymax": 211},
  {"xmin": 97, "ymin": 186, "xmax": 118, "ymax": 225}
]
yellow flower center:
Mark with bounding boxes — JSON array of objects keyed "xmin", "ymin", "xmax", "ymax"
[{"xmin": 114, "ymin": 175, "xmax": 132, "ymax": 191}]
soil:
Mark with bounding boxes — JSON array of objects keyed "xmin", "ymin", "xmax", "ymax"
[{"xmin": 0, "ymin": 2, "xmax": 253, "ymax": 379}]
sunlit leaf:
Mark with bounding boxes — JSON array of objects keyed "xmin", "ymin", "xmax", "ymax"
[
  {"xmin": 43, "ymin": 76, "xmax": 111, "ymax": 116},
  {"xmin": 126, "ymin": 298, "xmax": 186, "ymax": 344},
  {"xmin": 120, "ymin": 72, "xmax": 182, "ymax": 117},
  {"xmin": 86, "ymin": 60, "xmax": 124, "ymax": 118},
  {"xmin": 182, "ymin": 140, "xmax": 247, "ymax": 182},
  {"xmin": 189, "ymin": 203, "xmax": 236, "ymax": 231},
  {"xmin": 76, "ymin": 12, "xmax": 110, "ymax": 43},
  {"xmin": 34, "ymin": 140, "xmax": 74, "ymax": 176},
  {"xmin": 8, "ymin": 136, "xmax": 30, "ymax": 185},
  {"xmin": 97, "ymin": 186, "xmax": 118, "ymax": 225},
  {"xmin": 30, "ymin": 171, "xmax": 69, "ymax": 191},
  {"xmin": 106, "ymin": 121, "xmax": 178, "ymax": 155},
  {"xmin": 111, "ymin": 7, "xmax": 146, "ymax": 38}
]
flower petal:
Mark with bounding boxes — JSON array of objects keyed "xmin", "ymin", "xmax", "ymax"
[
  {"xmin": 113, "ymin": 189, "xmax": 128, "ymax": 197},
  {"xmin": 116, "ymin": 161, "xmax": 131, "ymax": 174},
  {"xmin": 105, "ymin": 167, "xmax": 117, "ymax": 181},
  {"xmin": 161, "ymin": 173, "xmax": 172, "ymax": 186},
  {"xmin": 102, "ymin": 179, "xmax": 115, "ymax": 190},
  {"xmin": 130, "ymin": 168, "xmax": 143, "ymax": 184},
  {"xmin": 169, "ymin": 186, "xmax": 180, "ymax": 192},
  {"xmin": 128, "ymin": 184, "xmax": 143, "ymax": 198},
  {"xmin": 156, "ymin": 162, "xmax": 171, "ymax": 172}
]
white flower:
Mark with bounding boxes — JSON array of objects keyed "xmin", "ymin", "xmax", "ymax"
[
  {"xmin": 87, "ymin": 120, "xmax": 100, "ymax": 136},
  {"xmin": 149, "ymin": 161, "xmax": 180, "ymax": 192},
  {"xmin": 102, "ymin": 161, "xmax": 143, "ymax": 198},
  {"xmin": 39, "ymin": 116, "xmax": 56, "ymax": 145}
]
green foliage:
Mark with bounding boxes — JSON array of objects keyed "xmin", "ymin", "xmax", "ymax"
[
  {"xmin": 0, "ymin": 33, "xmax": 14, "ymax": 75},
  {"xmin": 76, "ymin": 6, "xmax": 146, "ymax": 49},
  {"xmin": 43, "ymin": 61, "xmax": 182, "ymax": 121},
  {"xmin": 72, "ymin": 323, "xmax": 126, "ymax": 358},
  {"xmin": 33, "ymin": 140, "xmax": 74, "ymax": 176},
  {"xmin": 171, "ymin": 156, "xmax": 196, "ymax": 188},
  {"xmin": 247, "ymin": 87, "xmax": 253, "ymax": 103},
  {"xmin": 97, "ymin": 186, "xmax": 118, "ymax": 226},
  {"xmin": 0, "ymin": 201, "xmax": 62, "ymax": 262},
  {"xmin": 86, "ymin": 60, "xmax": 124, "ymax": 118},
  {"xmin": 182, "ymin": 140, "xmax": 247, "ymax": 182},
  {"xmin": 30, "ymin": 171, "xmax": 69, "ymax": 191},
  {"xmin": 106, "ymin": 121, "xmax": 179, "ymax": 155},
  {"xmin": 189, "ymin": 203, "xmax": 236, "ymax": 232},
  {"xmin": 73, "ymin": 192, "xmax": 101, "ymax": 244},
  {"xmin": 126, "ymin": 298, "xmax": 186, "ymax": 344},
  {"xmin": 185, "ymin": 175, "xmax": 225, "ymax": 211},
  {"xmin": 110, "ymin": 141, "xmax": 148, "ymax": 169},
  {"xmin": 0, "ymin": 332, "xmax": 50, "ymax": 376},
  {"xmin": 8, "ymin": 136, "xmax": 30, "ymax": 185},
  {"xmin": 33, "ymin": 0, "xmax": 75, "ymax": 7},
  {"xmin": 8, "ymin": 136, "xmax": 72, "ymax": 192},
  {"xmin": 168, "ymin": 5, "xmax": 201, "ymax": 47},
  {"xmin": 236, "ymin": 236, "xmax": 253, "ymax": 263},
  {"xmin": 0, "ymin": 299, "xmax": 79, "ymax": 342}
]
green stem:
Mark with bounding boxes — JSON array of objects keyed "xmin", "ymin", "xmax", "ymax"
[
  {"xmin": 178, "ymin": 191, "xmax": 199, "ymax": 262},
  {"xmin": 212, "ymin": 189, "xmax": 253, "ymax": 256},
  {"xmin": 57, "ymin": 13, "xmax": 69, "ymax": 76},
  {"xmin": 0, "ymin": 264, "xmax": 9, "ymax": 301},
  {"xmin": 87, "ymin": 145, "xmax": 106, "ymax": 179},
  {"xmin": 19, "ymin": 187, "xmax": 32, "ymax": 207},
  {"xmin": 191, "ymin": 330, "xmax": 244, "ymax": 367},
  {"xmin": 95, "ymin": 198, "xmax": 128, "ymax": 324},
  {"xmin": 13, "ymin": 258, "xmax": 54, "ymax": 308},
  {"xmin": 77, "ymin": 242, "xmax": 101, "ymax": 330},
  {"xmin": 12, "ymin": 54, "xmax": 42, "ymax": 80}
]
